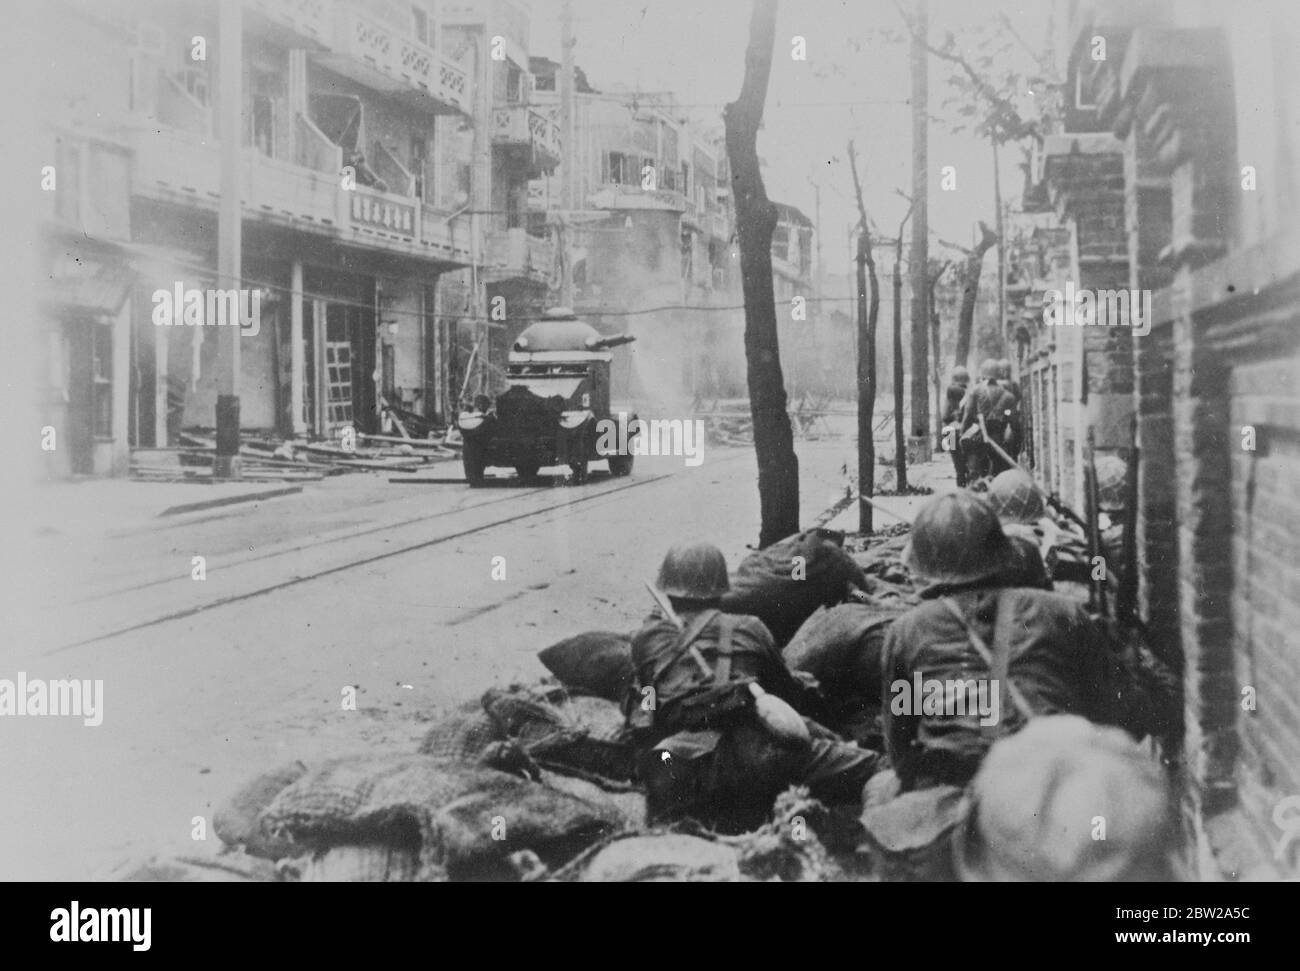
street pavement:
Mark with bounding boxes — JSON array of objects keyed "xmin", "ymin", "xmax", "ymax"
[{"xmin": 3, "ymin": 437, "xmax": 918, "ymax": 880}]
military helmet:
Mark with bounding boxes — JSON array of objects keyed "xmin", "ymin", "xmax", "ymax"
[
  {"xmin": 1094, "ymin": 455, "xmax": 1128, "ymax": 511},
  {"xmin": 995, "ymin": 359, "xmax": 1012, "ymax": 380},
  {"xmin": 986, "ymin": 469, "xmax": 1045, "ymax": 524},
  {"xmin": 978, "ymin": 359, "xmax": 999, "ymax": 381},
  {"xmin": 656, "ymin": 542, "xmax": 731, "ymax": 599},
  {"xmin": 904, "ymin": 491, "xmax": 1013, "ymax": 587},
  {"xmin": 951, "ymin": 365, "xmax": 971, "ymax": 385},
  {"xmin": 955, "ymin": 715, "xmax": 1173, "ymax": 881}
]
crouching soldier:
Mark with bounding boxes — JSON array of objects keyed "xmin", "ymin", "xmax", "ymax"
[
  {"xmin": 860, "ymin": 492, "xmax": 1162, "ymax": 879},
  {"xmin": 628, "ymin": 542, "xmax": 880, "ymax": 832}
]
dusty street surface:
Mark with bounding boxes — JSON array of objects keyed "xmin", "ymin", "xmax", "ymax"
[{"xmin": 3, "ymin": 443, "xmax": 865, "ymax": 880}]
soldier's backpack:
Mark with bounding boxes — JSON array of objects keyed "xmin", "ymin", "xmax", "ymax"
[{"xmin": 641, "ymin": 614, "xmax": 808, "ymax": 828}]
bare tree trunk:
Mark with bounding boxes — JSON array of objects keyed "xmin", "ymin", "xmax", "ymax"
[
  {"xmin": 954, "ymin": 221, "xmax": 998, "ymax": 369},
  {"xmin": 893, "ymin": 231, "xmax": 907, "ymax": 490},
  {"xmin": 848, "ymin": 141, "xmax": 878, "ymax": 533},
  {"xmin": 908, "ymin": 0, "xmax": 930, "ymax": 459},
  {"xmin": 992, "ymin": 137, "xmax": 1006, "ymax": 355},
  {"xmin": 725, "ymin": 0, "xmax": 798, "ymax": 548},
  {"xmin": 927, "ymin": 259, "xmax": 948, "ymax": 441}
]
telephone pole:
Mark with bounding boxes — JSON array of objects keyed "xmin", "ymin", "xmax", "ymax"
[
  {"xmin": 215, "ymin": 0, "xmax": 242, "ymax": 478},
  {"xmin": 559, "ymin": 0, "xmax": 575, "ymax": 307}
]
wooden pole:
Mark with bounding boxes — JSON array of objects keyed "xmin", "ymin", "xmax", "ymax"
[{"xmin": 214, "ymin": 0, "xmax": 242, "ymax": 477}]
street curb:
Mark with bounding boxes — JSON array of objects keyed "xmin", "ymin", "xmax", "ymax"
[{"xmin": 158, "ymin": 485, "xmax": 304, "ymax": 518}]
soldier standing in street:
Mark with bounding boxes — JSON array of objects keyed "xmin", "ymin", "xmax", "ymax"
[
  {"xmin": 995, "ymin": 359, "xmax": 1023, "ymax": 465},
  {"xmin": 959, "ymin": 360, "xmax": 1018, "ymax": 482},
  {"xmin": 942, "ymin": 366, "xmax": 971, "ymax": 487}
]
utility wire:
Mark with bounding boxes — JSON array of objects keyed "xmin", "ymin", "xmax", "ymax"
[{"xmin": 144, "ymin": 251, "xmax": 865, "ymax": 325}]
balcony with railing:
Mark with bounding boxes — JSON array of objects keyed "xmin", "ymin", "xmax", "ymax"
[
  {"xmin": 130, "ymin": 116, "xmax": 471, "ymax": 266},
  {"xmin": 483, "ymin": 227, "xmax": 555, "ymax": 285},
  {"xmin": 490, "ymin": 106, "xmax": 562, "ymax": 172},
  {"xmin": 314, "ymin": 4, "xmax": 470, "ymax": 116}
]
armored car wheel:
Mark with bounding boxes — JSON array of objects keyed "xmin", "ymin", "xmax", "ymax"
[
  {"xmin": 515, "ymin": 461, "xmax": 541, "ymax": 482},
  {"xmin": 607, "ymin": 454, "xmax": 634, "ymax": 477},
  {"xmin": 569, "ymin": 459, "xmax": 589, "ymax": 485}
]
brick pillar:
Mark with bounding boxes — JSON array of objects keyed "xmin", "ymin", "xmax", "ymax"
[
  {"xmin": 1170, "ymin": 267, "xmax": 1237, "ymax": 810},
  {"xmin": 1041, "ymin": 134, "xmax": 1134, "ymax": 509},
  {"xmin": 1121, "ymin": 119, "xmax": 1180, "ymax": 674}
]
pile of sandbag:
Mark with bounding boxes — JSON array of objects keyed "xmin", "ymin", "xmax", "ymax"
[
  {"xmin": 783, "ymin": 603, "xmax": 903, "ymax": 746},
  {"xmin": 721, "ymin": 529, "xmax": 868, "ymax": 646},
  {"xmin": 215, "ymin": 752, "xmax": 625, "ymax": 881},
  {"xmin": 486, "ymin": 682, "xmax": 637, "ymax": 782},
  {"xmin": 565, "ymin": 788, "xmax": 843, "ymax": 882},
  {"xmin": 850, "ymin": 530, "xmax": 913, "ymax": 587}
]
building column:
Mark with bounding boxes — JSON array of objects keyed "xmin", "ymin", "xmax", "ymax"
[
  {"xmin": 290, "ymin": 259, "xmax": 305, "ymax": 436},
  {"xmin": 154, "ymin": 316, "xmax": 169, "ymax": 447}
]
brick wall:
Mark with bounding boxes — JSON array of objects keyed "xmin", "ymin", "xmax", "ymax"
[{"xmin": 1229, "ymin": 352, "xmax": 1300, "ymax": 872}]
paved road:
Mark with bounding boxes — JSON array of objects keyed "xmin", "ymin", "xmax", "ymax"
[{"xmin": 4, "ymin": 441, "xmax": 863, "ymax": 879}]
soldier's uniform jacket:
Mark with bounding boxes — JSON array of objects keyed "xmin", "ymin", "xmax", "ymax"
[
  {"xmin": 881, "ymin": 584, "xmax": 1151, "ymax": 791},
  {"xmin": 959, "ymin": 381, "xmax": 1018, "ymax": 440},
  {"xmin": 629, "ymin": 609, "xmax": 816, "ymax": 740}
]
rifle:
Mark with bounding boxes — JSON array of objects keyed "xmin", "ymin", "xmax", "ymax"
[{"xmin": 1117, "ymin": 415, "xmax": 1141, "ymax": 625}]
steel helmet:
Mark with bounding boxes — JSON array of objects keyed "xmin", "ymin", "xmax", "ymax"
[
  {"xmin": 656, "ymin": 542, "xmax": 731, "ymax": 599},
  {"xmin": 987, "ymin": 469, "xmax": 1045, "ymax": 524},
  {"xmin": 1094, "ymin": 455, "xmax": 1128, "ymax": 512},
  {"xmin": 978, "ymin": 359, "xmax": 999, "ymax": 381},
  {"xmin": 903, "ymin": 491, "xmax": 1014, "ymax": 587},
  {"xmin": 995, "ymin": 359, "xmax": 1012, "ymax": 380},
  {"xmin": 955, "ymin": 715, "xmax": 1173, "ymax": 881},
  {"xmin": 951, "ymin": 365, "xmax": 970, "ymax": 385}
]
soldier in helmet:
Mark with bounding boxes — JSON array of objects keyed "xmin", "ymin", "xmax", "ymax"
[
  {"xmin": 942, "ymin": 366, "xmax": 972, "ymax": 486},
  {"xmin": 1093, "ymin": 454, "xmax": 1129, "ymax": 575},
  {"xmin": 959, "ymin": 360, "xmax": 1018, "ymax": 482},
  {"xmin": 954, "ymin": 715, "xmax": 1175, "ymax": 881},
  {"xmin": 985, "ymin": 468, "xmax": 1059, "ymax": 589},
  {"xmin": 629, "ymin": 542, "xmax": 880, "ymax": 831},
  {"xmin": 880, "ymin": 492, "xmax": 1159, "ymax": 795},
  {"xmin": 995, "ymin": 359, "xmax": 1024, "ymax": 463}
]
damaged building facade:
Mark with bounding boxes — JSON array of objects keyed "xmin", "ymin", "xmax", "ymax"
[
  {"xmin": 36, "ymin": 0, "xmax": 554, "ymax": 474},
  {"xmin": 1012, "ymin": 0, "xmax": 1300, "ymax": 879},
  {"xmin": 36, "ymin": 0, "xmax": 826, "ymax": 476}
]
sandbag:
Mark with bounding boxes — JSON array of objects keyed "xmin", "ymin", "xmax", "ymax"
[
  {"xmin": 213, "ymin": 759, "xmax": 309, "ymax": 860},
  {"xmin": 721, "ymin": 529, "xmax": 868, "ymax": 646},
  {"xmin": 852, "ymin": 532, "xmax": 913, "ymax": 586},
  {"xmin": 538, "ymin": 631, "xmax": 635, "ymax": 702},
  {"xmin": 535, "ymin": 694, "xmax": 636, "ymax": 781},
  {"xmin": 538, "ymin": 770, "xmax": 646, "ymax": 830},
  {"xmin": 290, "ymin": 843, "xmax": 423, "ymax": 883},
  {"xmin": 116, "ymin": 851, "xmax": 278, "ymax": 882},
  {"xmin": 481, "ymin": 682, "xmax": 571, "ymax": 745},
  {"xmin": 783, "ymin": 603, "xmax": 900, "ymax": 743},
  {"xmin": 418, "ymin": 702, "xmax": 503, "ymax": 761},
  {"xmin": 859, "ymin": 784, "xmax": 968, "ymax": 882},
  {"xmin": 482, "ymin": 684, "xmax": 636, "ymax": 781},
  {"xmin": 783, "ymin": 603, "xmax": 899, "ymax": 688},
  {"xmin": 258, "ymin": 753, "xmax": 621, "ymax": 880},
  {"xmin": 579, "ymin": 834, "xmax": 742, "ymax": 882}
]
